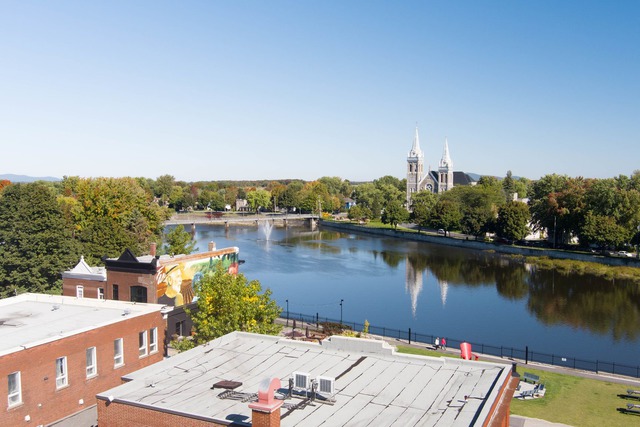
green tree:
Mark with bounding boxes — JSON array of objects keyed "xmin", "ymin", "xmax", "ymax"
[
  {"xmin": 410, "ymin": 190, "xmax": 437, "ymax": 231},
  {"xmin": 246, "ymin": 189, "xmax": 271, "ymax": 212},
  {"xmin": 502, "ymin": 170, "xmax": 516, "ymax": 202},
  {"xmin": 381, "ymin": 199, "xmax": 408, "ymax": 229},
  {"xmin": 162, "ymin": 225, "xmax": 196, "ymax": 255},
  {"xmin": 495, "ymin": 201, "xmax": 530, "ymax": 242},
  {"xmin": 154, "ymin": 174, "xmax": 175, "ymax": 205},
  {"xmin": 428, "ymin": 199, "xmax": 462, "ymax": 235},
  {"xmin": 353, "ymin": 183, "xmax": 383, "ymax": 219},
  {"xmin": 0, "ymin": 183, "xmax": 79, "ymax": 297},
  {"xmin": 188, "ymin": 265, "xmax": 282, "ymax": 345},
  {"xmin": 579, "ymin": 212, "xmax": 628, "ymax": 249}
]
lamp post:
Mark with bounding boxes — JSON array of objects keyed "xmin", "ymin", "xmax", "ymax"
[
  {"xmin": 286, "ymin": 299, "xmax": 289, "ymax": 327},
  {"xmin": 340, "ymin": 299, "xmax": 344, "ymax": 326}
]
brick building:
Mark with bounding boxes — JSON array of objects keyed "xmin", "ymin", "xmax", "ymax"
[
  {"xmin": 1, "ymin": 293, "xmax": 165, "ymax": 426},
  {"xmin": 62, "ymin": 242, "xmax": 239, "ymax": 308},
  {"xmin": 96, "ymin": 332, "xmax": 518, "ymax": 427}
]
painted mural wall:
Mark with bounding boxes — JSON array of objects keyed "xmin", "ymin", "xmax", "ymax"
[{"xmin": 156, "ymin": 250, "xmax": 239, "ymax": 306}]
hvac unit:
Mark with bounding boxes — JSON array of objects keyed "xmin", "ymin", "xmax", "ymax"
[
  {"xmin": 293, "ymin": 372, "xmax": 311, "ymax": 390},
  {"xmin": 316, "ymin": 376, "xmax": 335, "ymax": 396}
]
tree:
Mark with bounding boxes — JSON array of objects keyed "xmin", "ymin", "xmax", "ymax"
[
  {"xmin": 428, "ymin": 199, "xmax": 462, "ymax": 235},
  {"xmin": 0, "ymin": 183, "xmax": 79, "ymax": 297},
  {"xmin": 381, "ymin": 199, "xmax": 408, "ymax": 229},
  {"xmin": 162, "ymin": 225, "xmax": 196, "ymax": 255},
  {"xmin": 410, "ymin": 190, "xmax": 437, "ymax": 230},
  {"xmin": 188, "ymin": 265, "xmax": 282, "ymax": 345},
  {"xmin": 579, "ymin": 212, "xmax": 628, "ymax": 249},
  {"xmin": 495, "ymin": 201, "xmax": 530, "ymax": 242},
  {"xmin": 154, "ymin": 174, "xmax": 175, "ymax": 205},
  {"xmin": 352, "ymin": 183, "xmax": 383, "ymax": 219},
  {"xmin": 62, "ymin": 177, "xmax": 171, "ymax": 262},
  {"xmin": 246, "ymin": 189, "xmax": 272, "ymax": 212},
  {"xmin": 502, "ymin": 170, "xmax": 516, "ymax": 202}
]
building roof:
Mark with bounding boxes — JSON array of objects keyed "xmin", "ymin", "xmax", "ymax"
[
  {"xmin": 98, "ymin": 332, "xmax": 513, "ymax": 426},
  {"xmin": 0, "ymin": 293, "xmax": 165, "ymax": 357},
  {"xmin": 61, "ymin": 256, "xmax": 107, "ymax": 281}
]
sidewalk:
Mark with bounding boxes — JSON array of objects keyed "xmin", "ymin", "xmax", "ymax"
[{"xmin": 510, "ymin": 415, "xmax": 573, "ymax": 427}]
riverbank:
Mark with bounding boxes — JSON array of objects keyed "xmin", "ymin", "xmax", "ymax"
[{"xmin": 319, "ymin": 220, "xmax": 640, "ymax": 272}]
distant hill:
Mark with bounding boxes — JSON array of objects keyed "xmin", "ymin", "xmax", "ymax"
[{"xmin": 0, "ymin": 174, "xmax": 61, "ymax": 183}]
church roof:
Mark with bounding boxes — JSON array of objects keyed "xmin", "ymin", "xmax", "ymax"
[{"xmin": 453, "ymin": 171, "xmax": 476, "ymax": 186}]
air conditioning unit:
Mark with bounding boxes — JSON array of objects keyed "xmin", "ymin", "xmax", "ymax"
[
  {"xmin": 293, "ymin": 372, "xmax": 310, "ymax": 390},
  {"xmin": 316, "ymin": 376, "xmax": 335, "ymax": 396}
]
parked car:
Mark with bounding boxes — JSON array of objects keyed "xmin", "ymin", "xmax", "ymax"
[
  {"xmin": 437, "ymin": 229, "xmax": 446, "ymax": 235},
  {"xmin": 617, "ymin": 251, "xmax": 633, "ymax": 257}
]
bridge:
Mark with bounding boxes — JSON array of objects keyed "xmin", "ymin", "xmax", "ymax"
[{"xmin": 165, "ymin": 212, "xmax": 320, "ymax": 229}]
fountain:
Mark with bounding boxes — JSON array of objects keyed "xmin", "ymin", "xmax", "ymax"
[{"xmin": 258, "ymin": 220, "xmax": 274, "ymax": 241}]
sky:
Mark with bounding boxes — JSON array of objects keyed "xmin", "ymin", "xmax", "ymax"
[{"xmin": 1, "ymin": 1, "xmax": 638, "ymax": 183}]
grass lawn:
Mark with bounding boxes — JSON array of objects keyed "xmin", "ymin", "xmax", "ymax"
[{"xmin": 397, "ymin": 346, "xmax": 639, "ymax": 427}]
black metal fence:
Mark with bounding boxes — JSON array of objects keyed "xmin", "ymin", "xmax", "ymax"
[{"xmin": 283, "ymin": 310, "xmax": 640, "ymax": 379}]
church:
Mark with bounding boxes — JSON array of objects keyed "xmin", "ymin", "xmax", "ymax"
[{"xmin": 406, "ymin": 127, "xmax": 475, "ymax": 208}]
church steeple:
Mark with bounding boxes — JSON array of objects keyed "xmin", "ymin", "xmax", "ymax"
[
  {"xmin": 439, "ymin": 137, "xmax": 452, "ymax": 169},
  {"xmin": 406, "ymin": 126, "xmax": 424, "ymax": 208},
  {"xmin": 437, "ymin": 137, "xmax": 454, "ymax": 193},
  {"xmin": 408, "ymin": 126, "xmax": 423, "ymax": 158}
]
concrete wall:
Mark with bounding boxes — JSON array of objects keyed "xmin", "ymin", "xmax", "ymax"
[{"xmin": 319, "ymin": 221, "xmax": 640, "ymax": 267}]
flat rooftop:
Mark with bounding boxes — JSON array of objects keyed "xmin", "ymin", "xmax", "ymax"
[
  {"xmin": 98, "ymin": 332, "xmax": 513, "ymax": 426},
  {"xmin": 0, "ymin": 293, "xmax": 165, "ymax": 356}
]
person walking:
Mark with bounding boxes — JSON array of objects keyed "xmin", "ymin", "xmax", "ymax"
[
  {"xmin": 435, "ymin": 337, "xmax": 440, "ymax": 350},
  {"xmin": 441, "ymin": 337, "xmax": 447, "ymax": 350}
]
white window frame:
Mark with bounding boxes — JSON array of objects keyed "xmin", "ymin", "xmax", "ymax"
[
  {"xmin": 8, "ymin": 371, "xmax": 21, "ymax": 407},
  {"xmin": 56, "ymin": 356, "xmax": 68, "ymax": 389},
  {"xmin": 138, "ymin": 331, "xmax": 148, "ymax": 358},
  {"xmin": 114, "ymin": 338, "xmax": 124, "ymax": 367},
  {"xmin": 76, "ymin": 285, "xmax": 84, "ymax": 298},
  {"xmin": 86, "ymin": 347, "xmax": 97, "ymax": 378},
  {"xmin": 149, "ymin": 327, "xmax": 158, "ymax": 354},
  {"xmin": 97, "ymin": 287, "xmax": 104, "ymax": 300}
]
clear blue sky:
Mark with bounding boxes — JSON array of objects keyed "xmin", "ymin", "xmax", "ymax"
[{"xmin": 1, "ymin": 1, "xmax": 638, "ymax": 182}]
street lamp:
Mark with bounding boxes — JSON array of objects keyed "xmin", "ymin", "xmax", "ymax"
[
  {"xmin": 340, "ymin": 299, "xmax": 344, "ymax": 325},
  {"xmin": 286, "ymin": 299, "xmax": 289, "ymax": 327}
]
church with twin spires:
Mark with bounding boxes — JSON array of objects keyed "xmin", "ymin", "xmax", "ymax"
[{"xmin": 406, "ymin": 127, "xmax": 476, "ymax": 208}]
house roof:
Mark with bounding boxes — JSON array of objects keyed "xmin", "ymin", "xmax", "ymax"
[
  {"xmin": 97, "ymin": 332, "xmax": 513, "ymax": 426},
  {"xmin": 61, "ymin": 256, "xmax": 106, "ymax": 281},
  {"xmin": 0, "ymin": 293, "xmax": 164, "ymax": 357}
]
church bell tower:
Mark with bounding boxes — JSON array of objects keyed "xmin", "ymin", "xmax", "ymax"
[{"xmin": 406, "ymin": 127, "xmax": 424, "ymax": 208}]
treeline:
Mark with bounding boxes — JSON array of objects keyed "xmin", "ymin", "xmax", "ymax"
[
  {"xmin": 408, "ymin": 171, "xmax": 640, "ymax": 250},
  {"xmin": 0, "ymin": 177, "xmax": 172, "ymax": 297}
]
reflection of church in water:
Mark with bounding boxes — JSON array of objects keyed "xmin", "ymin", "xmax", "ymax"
[
  {"xmin": 406, "ymin": 127, "xmax": 476, "ymax": 208},
  {"xmin": 405, "ymin": 256, "xmax": 448, "ymax": 317}
]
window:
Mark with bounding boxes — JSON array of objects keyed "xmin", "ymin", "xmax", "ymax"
[
  {"xmin": 149, "ymin": 327, "xmax": 158, "ymax": 354},
  {"xmin": 112, "ymin": 284, "xmax": 119, "ymax": 301},
  {"xmin": 86, "ymin": 347, "xmax": 97, "ymax": 378},
  {"xmin": 114, "ymin": 338, "xmax": 124, "ymax": 367},
  {"xmin": 130, "ymin": 286, "xmax": 148, "ymax": 303},
  {"xmin": 138, "ymin": 331, "xmax": 148, "ymax": 357},
  {"xmin": 55, "ymin": 357, "xmax": 68, "ymax": 389},
  {"xmin": 76, "ymin": 285, "xmax": 84, "ymax": 298},
  {"xmin": 8, "ymin": 372, "xmax": 21, "ymax": 407},
  {"xmin": 175, "ymin": 320, "xmax": 184, "ymax": 336},
  {"xmin": 97, "ymin": 287, "xmax": 104, "ymax": 300}
]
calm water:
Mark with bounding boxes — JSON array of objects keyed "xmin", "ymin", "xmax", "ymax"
[{"xmin": 184, "ymin": 223, "xmax": 640, "ymax": 368}]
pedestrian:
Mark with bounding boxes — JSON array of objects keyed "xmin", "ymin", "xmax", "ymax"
[
  {"xmin": 441, "ymin": 337, "xmax": 447, "ymax": 350},
  {"xmin": 435, "ymin": 337, "xmax": 440, "ymax": 350}
]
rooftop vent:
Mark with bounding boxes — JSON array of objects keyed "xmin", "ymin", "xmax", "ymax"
[
  {"xmin": 316, "ymin": 376, "xmax": 335, "ymax": 396},
  {"xmin": 52, "ymin": 304, "xmax": 60, "ymax": 311}
]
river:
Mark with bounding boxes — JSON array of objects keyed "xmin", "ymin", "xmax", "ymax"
[{"xmin": 183, "ymin": 223, "xmax": 640, "ymax": 371}]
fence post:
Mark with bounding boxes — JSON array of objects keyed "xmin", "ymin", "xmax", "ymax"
[
  {"xmin": 383, "ymin": 327, "xmax": 385, "ymax": 337},
  {"xmin": 316, "ymin": 313, "xmax": 319, "ymax": 328},
  {"xmin": 409, "ymin": 328, "xmax": 411, "ymax": 345},
  {"xmin": 525, "ymin": 346, "xmax": 529, "ymax": 365},
  {"xmin": 596, "ymin": 360, "xmax": 598, "ymax": 374}
]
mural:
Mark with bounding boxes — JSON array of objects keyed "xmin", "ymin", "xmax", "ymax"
[{"xmin": 156, "ymin": 251, "xmax": 239, "ymax": 306}]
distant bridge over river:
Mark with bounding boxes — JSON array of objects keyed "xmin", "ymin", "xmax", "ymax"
[{"xmin": 165, "ymin": 212, "xmax": 319, "ymax": 229}]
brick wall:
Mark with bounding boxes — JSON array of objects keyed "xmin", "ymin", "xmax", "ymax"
[
  {"xmin": 106, "ymin": 270, "xmax": 156, "ymax": 303},
  {"xmin": 1, "ymin": 311, "xmax": 164, "ymax": 426},
  {"xmin": 97, "ymin": 400, "xmax": 227, "ymax": 427},
  {"xmin": 62, "ymin": 277, "xmax": 106, "ymax": 299}
]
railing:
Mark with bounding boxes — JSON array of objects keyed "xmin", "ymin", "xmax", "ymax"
[{"xmin": 283, "ymin": 310, "xmax": 640, "ymax": 379}]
